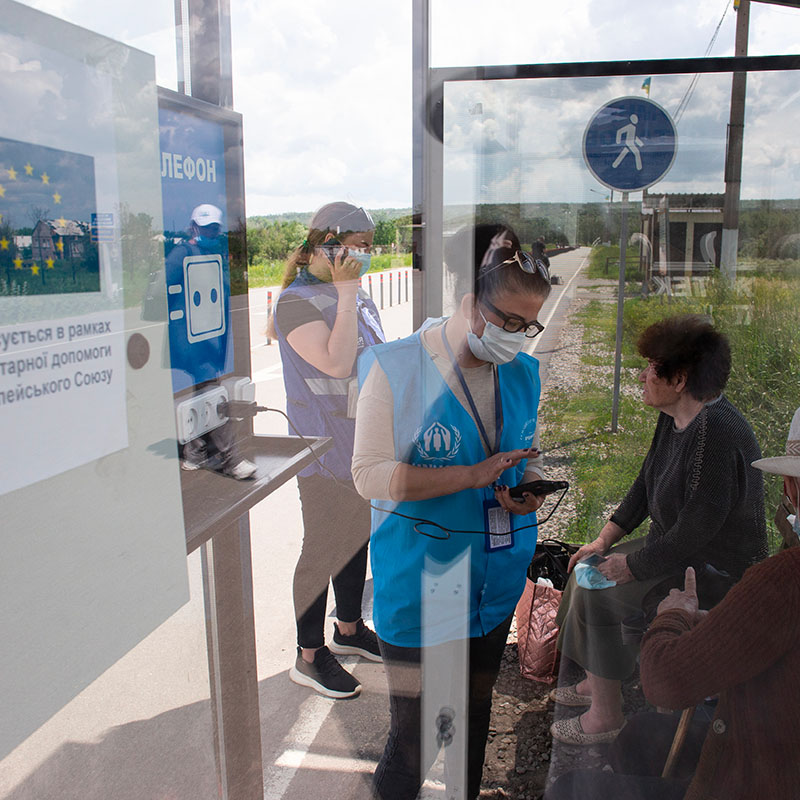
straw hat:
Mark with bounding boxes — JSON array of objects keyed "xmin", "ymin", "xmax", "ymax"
[{"xmin": 752, "ymin": 407, "xmax": 800, "ymax": 478}]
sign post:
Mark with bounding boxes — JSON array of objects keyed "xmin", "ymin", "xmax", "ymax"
[{"xmin": 583, "ymin": 96, "xmax": 677, "ymax": 432}]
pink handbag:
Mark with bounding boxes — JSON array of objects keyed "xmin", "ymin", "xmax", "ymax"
[{"xmin": 515, "ymin": 578, "xmax": 562, "ymax": 684}]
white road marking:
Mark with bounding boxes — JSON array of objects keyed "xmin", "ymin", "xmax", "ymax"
[
  {"xmin": 275, "ymin": 749, "xmax": 375, "ymax": 772},
  {"xmin": 531, "ymin": 250, "xmax": 589, "ymax": 353},
  {"xmin": 264, "ymin": 694, "xmax": 332, "ymax": 799},
  {"xmin": 270, "ymin": 748, "xmax": 447, "ymax": 796}
]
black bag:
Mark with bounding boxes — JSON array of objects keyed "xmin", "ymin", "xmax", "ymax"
[{"xmin": 527, "ymin": 539, "xmax": 579, "ymax": 591}]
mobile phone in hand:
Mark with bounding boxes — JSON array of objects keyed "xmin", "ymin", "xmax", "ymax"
[
  {"xmin": 320, "ymin": 240, "xmax": 347, "ymax": 265},
  {"xmin": 508, "ymin": 479, "xmax": 569, "ymax": 500}
]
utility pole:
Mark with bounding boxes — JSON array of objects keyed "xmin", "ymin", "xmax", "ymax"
[{"xmin": 720, "ymin": 0, "xmax": 750, "ymax": 281}]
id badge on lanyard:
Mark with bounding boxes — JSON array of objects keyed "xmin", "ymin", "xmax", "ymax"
[{"xmin": 483, "ymin": 497, "xmax": 514, "ymax": 552}]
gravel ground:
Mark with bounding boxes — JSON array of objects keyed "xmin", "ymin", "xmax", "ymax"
[{"xmin": 478, "ymin": 290, "xmax": 648, "ymax": 800}]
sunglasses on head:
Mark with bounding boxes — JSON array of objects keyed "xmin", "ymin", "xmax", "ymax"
[{"xmin": 498, "ymin": 250, "xmax": 551, "ymax": 282}]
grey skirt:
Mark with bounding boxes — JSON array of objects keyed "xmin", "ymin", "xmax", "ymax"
[{"xmin": 555, "ymin": 539, "xmax": 681, "ymax": 681}]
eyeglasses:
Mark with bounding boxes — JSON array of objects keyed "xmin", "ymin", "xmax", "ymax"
[
  {"xmin": 480, "ymin": 297, "xmax": 545, "ymax": 339},
  {"xmin": 497, "ymin": 250, "xmax": 551, "ymax": 282}
]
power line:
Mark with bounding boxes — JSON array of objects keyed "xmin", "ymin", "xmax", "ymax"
[{"xmin": 674, "ymin": 0, "xmax": 732, "ymax": 124}]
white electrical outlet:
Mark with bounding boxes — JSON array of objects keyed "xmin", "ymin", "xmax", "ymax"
[
  {"xmin": 175, "ymin": 386, "xmax": 229, "ymax": 444},
  {"xmin": 183, "ymin": 254, "xmax": 226, "ymax": 343},
  {"xmin": 222, "ymin": 376, "xmax": 255, "ymax": 404}
]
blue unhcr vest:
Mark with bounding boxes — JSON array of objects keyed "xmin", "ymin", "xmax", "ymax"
[
  {"xmin": 358, "ymin": 329, "xmax": 541, "ymax": 647},
  {"xmin": 276, "ymin": 271, "xmax": 385, "ymax": 479}
]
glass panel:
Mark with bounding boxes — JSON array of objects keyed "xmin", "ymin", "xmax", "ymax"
[
  {"xmin": 431, "ymin": 0, "xmax": 800, "ymax": 68},
  {"xmin": 5, "ymin": 0, "xmax": 799, "ymax": 797},
  {"xmin": 19, "ymin": 0, "xmax": 178, "ymax": 90},
  {"xmin": 439, "ymin": 68, "xmax": 800, "ymax": 794}
]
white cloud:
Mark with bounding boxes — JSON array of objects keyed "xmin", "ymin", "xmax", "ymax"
[{"xmin": 12, "ymin": 0, "xmax": 800, "ymax": 213}]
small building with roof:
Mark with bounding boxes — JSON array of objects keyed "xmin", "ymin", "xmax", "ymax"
[{"xmin": 32, "ymin": 219, "xmax": 89, "ymax": 263}]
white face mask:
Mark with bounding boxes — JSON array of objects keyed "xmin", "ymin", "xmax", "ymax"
[{"xmin": 466, "ymin": 308, "xmax": 526, "ymax": 364}]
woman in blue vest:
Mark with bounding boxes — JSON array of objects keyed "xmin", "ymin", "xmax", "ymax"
[
  {"xmin": 274, "ymin": 202, "xmax": 386, "ymax": 699},
  {"xmin": 353, "ymin": 224, "xmax": 552, "ymax": 800}
]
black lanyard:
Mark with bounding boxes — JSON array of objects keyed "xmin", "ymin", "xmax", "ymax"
[{"xmin": 441, "ymin": 322, "xmax": 503, "ymax": 456}]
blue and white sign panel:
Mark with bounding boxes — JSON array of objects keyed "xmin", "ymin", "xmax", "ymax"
[
  {"xmin": 159, "ymin": 106, "xmax": 233, "ymax": 393},
  {"xmin": 583, "ymin": 97, "xmax": 677, "ymax": 192}
]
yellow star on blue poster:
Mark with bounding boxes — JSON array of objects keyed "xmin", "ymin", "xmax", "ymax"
[{"xmin": 1, "ymin": 134, "xmax": 99, "ymax": 296}]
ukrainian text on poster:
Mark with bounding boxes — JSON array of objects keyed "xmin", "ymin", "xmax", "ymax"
[{"xmin": 0, "ymin": 309, "xmax": 127, "ymax": 496}]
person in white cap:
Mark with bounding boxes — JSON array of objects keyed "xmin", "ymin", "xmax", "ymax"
[{"xmin": 190, "ymin": 203, "xmax": 224, "ymax": 228}]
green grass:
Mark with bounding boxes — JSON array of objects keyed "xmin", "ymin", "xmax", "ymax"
[
  {"xmin": 539, "ymin": 273, "xmax": 800, "ymax": 553},
  {"xmin": 588, "ymin": 244, "xmax": 642, "ymax": 279},
  {"xmin": 539, "ymin": 300, "xmax": 657, "ymax": 544},
  {"xmin": 246, "ymin": 252, "xmax": 413, "ymax": 289},
  {"xmin": 0, "ymin": 264, "xmax": 100, "ymax": 296}
]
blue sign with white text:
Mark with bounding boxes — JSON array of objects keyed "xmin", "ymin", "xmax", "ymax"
[
  {"xmin": 158, "ymin": 107, "xmax": 233, "ymax": 393},
  {"xmin": 583, "ymin": 97, "xmax": 677, "ymax": 192}
]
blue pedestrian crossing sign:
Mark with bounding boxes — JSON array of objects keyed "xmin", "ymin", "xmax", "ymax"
[{"xmin": 583, "ymin": 96, "xmax": 677, "ymax": 192}]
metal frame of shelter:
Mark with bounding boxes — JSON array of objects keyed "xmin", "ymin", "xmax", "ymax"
[{"xmin": 164, "ymin": 4, "xmax": 333, "ymax": 800}]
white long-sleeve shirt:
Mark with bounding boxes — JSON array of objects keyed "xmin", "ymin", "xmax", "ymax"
[{"xmin": 352, "ymin": 323, "xmax": 543, "ymax": 501}]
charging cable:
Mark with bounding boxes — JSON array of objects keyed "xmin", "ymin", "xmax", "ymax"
[{"xmin": 219, "ymin": 400, "xmax": 568, "ymax": 540}]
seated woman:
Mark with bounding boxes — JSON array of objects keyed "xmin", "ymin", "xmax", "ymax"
[{"xmin": 550, "ymin": 315, "xmax": 768, "ymax": 745}]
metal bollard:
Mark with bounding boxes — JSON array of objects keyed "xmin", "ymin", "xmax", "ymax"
[
  {"xmin": 266, "ymin": 289, "xmax": 273, "ymax": 345},
  {"xmin": 368, "ymin": 273, "xmax": 373, "ymax": 300},
  {"xmin": 380, "ymin": 272, "xmax": 384, "ymax": 309},
  {"xmin": 388, "ymin": 270, "xmax": 393, "ymax": 307},
  {"xmin": 405, "ymin": 269, "xmax": 409, "ymax": 303}
]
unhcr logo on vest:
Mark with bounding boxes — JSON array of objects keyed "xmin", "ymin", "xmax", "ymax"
[
  {"xmin": 520, "ymin": 418, "xmax": 537, "ymax": 445},
  {"xmin": 413, "ymin": 421, "xmax": 462, "ymax": 463}
]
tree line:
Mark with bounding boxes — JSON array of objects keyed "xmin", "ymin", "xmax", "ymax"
[{"xmin": 245, "ymin": 213, "xmax": 413, "ymax": 267}]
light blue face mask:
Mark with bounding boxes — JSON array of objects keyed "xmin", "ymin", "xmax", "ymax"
[
  {"xmin": 347, "ymin": 250, "xmax": 372, "ymax": 277},
  {"xmin": 792, "ymin": 513, "xmax": 800, "ymax": 541},
  {"xmin": 574, "ymin": 560, "xmax": 617, "ymax": 590},
  {"xmin": 466, "ymin": 309, "xmax": 526, "ymax": 364}
]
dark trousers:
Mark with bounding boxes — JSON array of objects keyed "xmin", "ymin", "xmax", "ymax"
[
  {"xmin": 294, "ymin": 474, "xmax": 370, "ymax": 649},
  {"xmin": 373, "ymin": 614, "xmax": 513, "ymax": 800},
  {"xmin": 545, "ymin": 711, "xmax": 710, "ymax": 800}
]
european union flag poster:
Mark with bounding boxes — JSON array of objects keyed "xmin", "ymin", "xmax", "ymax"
[{"xmin": 0, "ymin": 136, "xmax": 99, "ymax": 296}]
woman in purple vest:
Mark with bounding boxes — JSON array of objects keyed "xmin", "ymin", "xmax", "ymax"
[{"xmin": 274, "ymin": 202, "xmax": 386, "ymax": 698}]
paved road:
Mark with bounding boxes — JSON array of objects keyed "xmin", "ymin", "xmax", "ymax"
[{"xmin": 0, "ymin": 250, "xmax": 589, "ymax": 800}]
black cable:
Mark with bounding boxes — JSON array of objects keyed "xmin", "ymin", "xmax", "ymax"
[{"xmin": 222, "ymin": 400, "xmax": 568, "ymax": 541}]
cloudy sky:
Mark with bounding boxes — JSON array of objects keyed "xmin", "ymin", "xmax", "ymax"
[{"xmin": 14, "ymin": 0, "xmax": 800, "ymax": 213}]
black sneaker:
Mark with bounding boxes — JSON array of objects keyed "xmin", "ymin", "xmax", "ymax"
[
  {"xmin": 329, "ymin": 619, "xmax": 383, "ymax": 662},
  {"xmin": 289, "ymin": 646, "xmax": 361, "ymax": 699}
]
